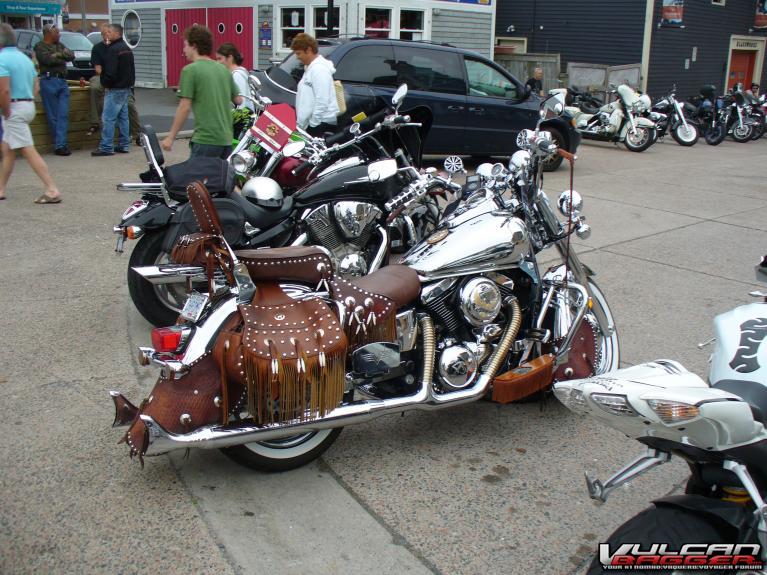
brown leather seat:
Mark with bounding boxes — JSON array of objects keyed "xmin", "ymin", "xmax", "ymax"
[
  {"xmin": 346, "ymin": 265, "xmax": 421, "ymax": 308},
  {"xmin": 234, "ymin": 246, "xmax": 333, "ymax": 284}
]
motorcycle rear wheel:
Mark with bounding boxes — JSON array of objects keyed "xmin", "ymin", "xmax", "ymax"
[
  {"xmin": 623, "ymin": 127, "xmax": 653, "ymax": 152},
  {"xmin": 671, "ymin": 121, "xmax": 699, "ymax": 146},
  {"xmin": 127, "ymin": 231, "xmax": 190, "ymax": 327},
  {"xmin": 220, "ymin": 428, "xmax": 343, "ymax": 472},
  {"xmin": 586, "ymin": 505, "xmax": 728, "ymax": 575}
]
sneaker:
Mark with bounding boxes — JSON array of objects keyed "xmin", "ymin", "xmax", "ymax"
[
  {"xmin": 91, "ymin": 150, "xmax": 114, "ymax": 157},
  {"xmin": 54, "ymin": 147, "xmax": 71, "ymax": 156},
  {"xmin": 115, "ymin": 148, "xmax": 129, "ymax": 154}
]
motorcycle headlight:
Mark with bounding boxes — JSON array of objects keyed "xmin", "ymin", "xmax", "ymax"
[
  {"xmin": 231, "ymin": 151, "xmax": 256, "ymax": 176},
  {"xmin": 591, "ymin": 393, "xmax": 638, "ymax": 417},
  {"xmin": 647, "ymin": 399, "xmax": 700, "ymax": 425},
  {"xmin": 557, "ymin": 190, "xmax": 583, "ymax": 218}
]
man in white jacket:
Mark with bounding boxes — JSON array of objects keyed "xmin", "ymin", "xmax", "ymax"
[{"xmin": 290, "ymin": 33, "xmax": 340, "ymax": 136}]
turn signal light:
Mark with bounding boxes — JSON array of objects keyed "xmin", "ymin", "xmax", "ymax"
[
  {"xmin": 151, "ymin": 326, "xmax": 187, "ymax": 354},
  {"xmin": 647, "ymin": 399, "xmax": 700, "ymax": 425},
  {"xmin": 591, "ymin": 393, "xmax": 638, "ymax": 417},
  {"xmin": 125, "ymin": 226, "xmax": 144, "ymax": 240}
]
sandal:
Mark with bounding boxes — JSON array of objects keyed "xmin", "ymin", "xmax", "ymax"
[
  {"xmin": 34, "ymin": 194, "xmax": 62, "ymax": 204},
  {"xmin": 86, "ymin": 126, "xmax": 98, "ymax": 137}
]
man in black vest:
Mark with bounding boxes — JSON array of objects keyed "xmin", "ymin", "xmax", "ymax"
[{"xmin": 93, "ymin": 24, "xmax": 135, "ymax": 156}]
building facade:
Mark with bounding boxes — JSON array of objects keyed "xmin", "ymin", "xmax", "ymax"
[
  {"xmin": 496, "ymin": 0, "xmax": 767, "ymax": 99},
  {"xmin": 109, "ymin": 0, "xmax": 496, "ymax": 88}
]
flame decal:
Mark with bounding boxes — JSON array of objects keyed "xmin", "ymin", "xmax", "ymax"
[{"xmin": 729, "ymin": 317, "xmax": 767, "ymax": 373}]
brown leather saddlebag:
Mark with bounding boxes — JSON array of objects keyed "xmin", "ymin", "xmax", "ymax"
[{"xmin": 122, "ymin": 353, "xmax": 223, "ymax": 465}]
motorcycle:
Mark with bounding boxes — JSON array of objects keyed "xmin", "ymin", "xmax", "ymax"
[
  {"xmin": 726, "ymin": 84, "xmax": 756, "ymax": 143},
  {"xmin": 554, "ymin": 257, "xmax": 767, "ymax": 574},
  {"xmin": 109, "ymin": 92, "xmax": 620, "ymax": 472},
  {"xmin": 115, "ymin": 85, "xmax": 439, "ymax": 327},
  {"xmin": 744, "ymin": 90, "xmax": 765, "ymax": 141},
  {"xmin": 688, "ymin": 84, "xmax": 729, "ymax": 146},
  {"xmin": 566, "ymin": 86, "xmax": 604, "ymax": 115},
  {"xmin": 565, "ymin": 84, "xmax": 656, "ymax": 152},
  {"xmin": 647, "ymin": 85, "xmax": 699, "ymax": 146}
]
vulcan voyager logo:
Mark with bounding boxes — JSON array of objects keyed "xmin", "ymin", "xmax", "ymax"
[{"xmin": 598, "ymin": 543, "xmax": 764, "ymax": 570}]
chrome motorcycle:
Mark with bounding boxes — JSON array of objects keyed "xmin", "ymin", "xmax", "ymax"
[
  {"xmin": 109, "ymin": 93, "xmax": 619, "ymax": 472},
  {"xmin": 555, "ymin": 259, "xmax": 767, "ymax": 574},
  {"xmin": 566, "ymin": 84, "xmax": 656, "ymax": 152}
]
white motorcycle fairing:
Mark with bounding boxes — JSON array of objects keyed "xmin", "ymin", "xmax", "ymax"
[
  {"xmin": 554, "ymin": 361, "xmax": 767, "ymax": 452},
  {"xmin": 710, "ymin": 301, "xmax": 767, "ymax": 386}
]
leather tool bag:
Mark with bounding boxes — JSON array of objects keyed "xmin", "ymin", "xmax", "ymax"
[
  {"xmin": 224, "ymin": 283, "xmax": 348, "ymax": 425},
  {"xmin": 329, "ymin": 276, "xmax": 397, "ymax": 350},
  {"xmin": 121, "ymin": 354, "xmax": 223, "ymax": 465}
]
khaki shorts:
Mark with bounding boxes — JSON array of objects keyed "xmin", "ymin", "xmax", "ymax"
[{"xmin": 2, "ymin": 101, "xmax": 36, "ymax": 150}]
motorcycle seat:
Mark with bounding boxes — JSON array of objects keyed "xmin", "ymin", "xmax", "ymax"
[
  {"xmin": 234, "ymin": 246, "xmax": 333, "ymax": 285},
  {"xmin": 345, "ymin": 265, "xmax": 421, "ymax": 308},
  {"xmin": 712, "ymin": 379, "xmax": 767, "ymax": 426}
]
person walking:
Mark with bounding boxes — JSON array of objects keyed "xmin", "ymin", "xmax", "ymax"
[
  {"xmin": 0, "ymin": 24, "xmax": 62, "ymax": 203},
  {"xmin": 92, "ymin": 24, "xmax": 135, "ymax": 157},
  {"xmin": 290, "ymin": 33, "xmax": 339, "ymax": 136},
  {"xmin": 161, "ymin": 25, "xmax": 242, "ymax": 159},
  {"xmin": 526, "ymin": 67, "xmax": 544, "ymax": 97},
  {"xmin": 34, "ymin": 25, "xmax": 74, "ymax": 156},
  {"xmin": 216, "ymin": 43, "xmax": 254, "ymax": 112}
]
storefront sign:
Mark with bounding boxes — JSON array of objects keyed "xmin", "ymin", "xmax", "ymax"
[
  {"xmin": 0, "ymin": 1, "xmax": 60, "ymax": 14},
  {"xmin": 661, "ymin": 0, "xmax": 684, "ymax": 27},
  {"xmin": 756, "ymin": 0, "xmax": 767, "ymax": 29},
  {"xmin": 259, "ymin": 20, "xmax": 272, "ymax": 49},
  {"xmin": 736, "ymin": 40, "xmax": 759, "ymax": 49}
]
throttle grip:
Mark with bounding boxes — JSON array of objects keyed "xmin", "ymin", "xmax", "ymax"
[{"xmin": 291, "ymin": 160, "xmax": 313, "ymax": 176}]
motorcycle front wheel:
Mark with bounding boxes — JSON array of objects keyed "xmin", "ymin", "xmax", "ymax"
[
  {"xmin": 220, "ymin": 428, "xmax": 343, "ymax": 472},
  {"xmin": 671, "ymin": 121, "xmax": 699, "ymax": 146},
  {"xmin": 750, "ymin": 116, "xmax": 765, "ymax": 140},
  {"xmin": 127, "ymin": 230, "xmax": 190, "ymax": 327},
  {"xmin": 623, "ymin": 126, "xmax": 653, "ymax": 152},
  {"xmin": 731, "ymin": 122, "xmax": 753, "ymax": 142},
  {"xmin": 586, "ymin": 505, "xmax": 729, "ymax": 575},
  {"xmin": 589, "ymin": 280, "xmax": 620, "ymax": 374}
]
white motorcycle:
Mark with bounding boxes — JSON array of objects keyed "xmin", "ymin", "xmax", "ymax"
[
  {"xmin": 566, "ymin": 84, "xmax": 656, "ymax": 152},
  {"xmin": 555, "ymin": 257, "xmax": 767, "ymax": 574}
]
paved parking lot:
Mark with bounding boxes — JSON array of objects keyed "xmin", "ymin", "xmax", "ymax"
[{"xmin": 0, "ymin": 135, "xmax": 765, "ymax": 575}]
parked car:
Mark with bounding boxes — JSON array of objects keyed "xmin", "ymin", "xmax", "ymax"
[
  {"xmin": 87, "ymin": 31, "xmax": 102, "ymax": 45},
  {"xmin": 13, "ymin": 29, "xmax": 96, "ymax": 80},
  {"xmin": 253, "ymin": 38, "xmax": 580, "ymax": 170}
]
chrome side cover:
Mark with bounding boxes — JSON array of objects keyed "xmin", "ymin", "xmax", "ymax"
[{"xmin": 333, "ymin": 202, "xmax": 383, "ymax": 240}]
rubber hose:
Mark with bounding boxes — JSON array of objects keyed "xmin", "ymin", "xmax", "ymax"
[
  {"xmin": 481, "ymin": 298, "xmax": 522, "ymax": 379},
  {"xmin": 417, "ymin": 314, "xmax": 437, "ymax": 389}
]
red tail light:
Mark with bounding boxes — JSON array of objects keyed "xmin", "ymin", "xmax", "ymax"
[{"xmin": 151, "ymin": 326, "xmax": 187, "ymax": 354}]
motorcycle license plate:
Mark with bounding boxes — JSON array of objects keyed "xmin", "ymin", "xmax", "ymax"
[{"xmin": 180, "ymin": 291, "xmax": 209, "ymax": 323}]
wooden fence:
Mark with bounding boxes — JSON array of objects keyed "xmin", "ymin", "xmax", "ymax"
[
  {"xmin": 493, "ymin": 51, "xmax": 562, "ymax": 91},
  {"xmin": 29, "ymin": 83, "xmax": 104, "ymax": 154}
]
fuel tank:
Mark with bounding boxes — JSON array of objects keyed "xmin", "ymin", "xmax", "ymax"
[
  {"xmin": 403, "ymin": 207, "xmax": 530, "ymax": 279},
  {"xmin": 292, "ymin": 163, "xmax": 406, "ymax": 208}
]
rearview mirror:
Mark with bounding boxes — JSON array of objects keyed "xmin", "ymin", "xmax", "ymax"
[
  {"xmin": 392, "ymin": 84, "xmax": 408, "ymax": 108},
  {"xmin": 540, "ymin": 92, "xmax": 565, "ymax": 121},
  {"xmin": 282, "ymin": 140, "xmax": 306, "ymax": 157}
]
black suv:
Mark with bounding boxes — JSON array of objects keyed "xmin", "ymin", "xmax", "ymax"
[
  {"xmin": 14, "ymin": 29, "xmax": 97, "ymax": 81},
  {"xmin": 255, "ymin": 38, "xmax": 579, "ymax": 170}
]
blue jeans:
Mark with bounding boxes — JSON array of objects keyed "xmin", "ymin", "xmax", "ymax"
[
  {"xmin": 39, "ymin": 77, "xmax": 69, "ymax": 149},
  {"xmin": 190, "ymin": 142, "xmax": 231, "ymax": 159},
  {"xmin": 99, "ymin": 88, "xmax": 130, "ymax": 153}
]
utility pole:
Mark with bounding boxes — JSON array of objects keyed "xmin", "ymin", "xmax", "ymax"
[
  {"xmin": 327, "ymin": 0, "xmax": 335, "ymax": 36},
  {"xmin": 80, "ymin": 0, "xmax": 87, "ymax": 34}
]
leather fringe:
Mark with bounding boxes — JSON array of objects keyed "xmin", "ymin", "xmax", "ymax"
[{"xmin": 347, "ymin": 312, "xmax": 397, "ymax": 350}]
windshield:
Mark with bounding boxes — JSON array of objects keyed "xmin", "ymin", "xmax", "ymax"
[{"xmin": 61, "ymin": 32, "xmax": 96, "ymax": 52}]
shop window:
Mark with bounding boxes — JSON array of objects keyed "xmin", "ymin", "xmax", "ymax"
[
  {"xmin": 393, "ymin": 46, "xmax": 465, "ymax": 94},
  {"xmin": 399, "ymin": 10, "xmax": 424, "ymax": 41},
  {"xmin": 122, "ymin": 10, "xmax": 141, "ymax": 49},
  {"xmin": 314, "ymin": 6, "xmax": 340, "ymax": 38},
  {"xmin": 465, "ymin": 58, "xmax": 517, "ymax": 100},
  {"xmin": 365, "ymin": 7, "xmax": 391, "ymax": 38},
  {"xmin": 335, "ymin": 45, "xmax": 397, "ymax": 86},
  {"xmin": 281, "ymin": 7, "xmax": 305, "ymax": 48}
]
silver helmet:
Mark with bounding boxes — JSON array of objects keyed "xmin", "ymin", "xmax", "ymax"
[{"xmin": 241, "ymin": 177, "xmax": 283, "ymax": 207}]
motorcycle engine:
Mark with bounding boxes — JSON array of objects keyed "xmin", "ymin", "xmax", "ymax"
[{"xmin": 304, "ymin": 202, "xmax": 382, "ymax": 276}]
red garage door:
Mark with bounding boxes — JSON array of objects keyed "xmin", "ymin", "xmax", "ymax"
[
  {"xmin": 165, "ymin": 8, "xmax": 207, "ymax": 87},
  {"xmin": 209, "ymin": 7, "xmax": 254, "ymax": 72}
]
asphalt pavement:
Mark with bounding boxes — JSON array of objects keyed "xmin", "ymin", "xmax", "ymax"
[
  {"xmin": 0, "ymin": 134, "xmax": 766, "ymax": 575},
  {"xmin": 134, "ymin": 87, "xmax": 194, "ymax": 134}
]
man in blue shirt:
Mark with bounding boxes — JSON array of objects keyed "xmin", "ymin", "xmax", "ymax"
[{"xmin": 0, "ymin": 23, "xmax": 62, "ymax": 203}]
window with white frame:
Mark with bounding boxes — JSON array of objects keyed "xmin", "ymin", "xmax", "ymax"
[
  {"xmin": 314, "ymin": 6, "xmax": 340, "ymax": 38},
  {"xmin": 365, "ymin": 7, "xmax": 391, "ymax": 38},
  {"xmin": 399, "ymin": 10, "xmax": 424, "ymax": 41},
  {"xmin": 280, "ymin": 7, "xmax": 305, "ymax": 48}
]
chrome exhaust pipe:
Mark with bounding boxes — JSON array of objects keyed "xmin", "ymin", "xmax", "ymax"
[{"xmin": 137, "ymin": 299, "xmax": 522, "ymax": 456}]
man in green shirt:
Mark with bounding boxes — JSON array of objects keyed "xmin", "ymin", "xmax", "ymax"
[{"xmin": 161, "ymin": 25, "xmax": 241, "ymax": 159}]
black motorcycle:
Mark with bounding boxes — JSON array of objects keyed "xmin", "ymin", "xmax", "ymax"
[
  {"xmin": 115, "ymin": 88, "xmax": 442, "ymax": 327},
  {"xmin": 648, "ymin": 85, "xmax": 699, "ymax": 146},
  {"xmin": 689, "ymin": 85, "xmax": 730, "ymax": 146}
]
